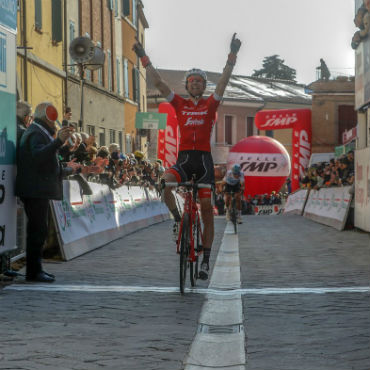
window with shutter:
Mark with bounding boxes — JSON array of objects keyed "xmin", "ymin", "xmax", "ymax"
[
  {"xmin": 135, "ymin": 68, "xmax": 140, "ymax": 102},
  {"xmin": 225, "ymin": 115, "xmax": 233, "ymax": 145},
  {"xmin": 122, "ymin": 0, "xmax": 130, "ymax": 16},
  {"xmin": 132, "ymin": 67, "xmax": 139, "ymax": 102},
  {"xmin": 108, "ymin": 0, "xmax": 113, "ymax": 10},
  {"xmin": 107, "ymin": 50, "xmax": 112, "ymax": 91},
  {"xmin": 115, "ymin": 0, "xmax": 118, "ymax": 16},
  {"xmin": 35, "ymin": 0, "xmax": 42, "ymax": 31},
  {"xmin": 123, "ymin": 58, "xmax": 129, "ymax": 98},
  {"xmin": 116, "ymin": 58, "xmax": 121, "ymax": 94},
  {"xmin": 99, "ymin": 127, "xmax": 106, "ymax": 146},
  {"xmin": 246, "ymin": 116, "xmax": 254, "ymax": 137},
  {"xmin": 52, "ymin": 0, "xmax": 62, "ymax": 42},
  {"xmin": 69, "ymin": 21, "xmax": 75, "ymax": 73},
  {"xmin": 98, "ymin": 68, "xmax": 102, "ymax": 85},
  {"xmin": 132, "ymin": 0, "xmax": 137, "ymax": 25},
  {"xmin": 118, "ymin": 132, "xmax": 123, "ymax": 152}
]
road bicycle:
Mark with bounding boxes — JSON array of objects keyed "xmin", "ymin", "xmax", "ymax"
[
  {"xmin": 229, "ymin": 191, "xmax": 238, "ymax": 234},
  {"xmin": 165, "ymin": 178, "xmax": 212, "ymax": 294}
]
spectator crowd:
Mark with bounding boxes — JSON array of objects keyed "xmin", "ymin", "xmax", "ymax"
[
  {"xmin": 17, "ymin": 102, "xmax": 166, "ymax": 193},
  {"xmin": 300, "ymin": 151, "xmax": 354, "ymax": 190},
  {"xmin": 215, "ymin": 191, "xmax": 287, "ymax": 216}
]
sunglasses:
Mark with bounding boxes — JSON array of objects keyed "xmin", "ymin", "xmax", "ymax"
[{"xmin": 187, "ymin": 77, "xmax": 204, "ymax": 83}]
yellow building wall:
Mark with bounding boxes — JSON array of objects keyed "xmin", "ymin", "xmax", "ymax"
[
  {"xmin": 27, "ymin": 64, "xmax": 64, "ymax": 118},
  {"xmin": 16, "ymin": 0, "xmax": 64, "ymax": 117},
  {"xmin": 25, "ymin": 0, "xmax": 63, "ymax": 69}
]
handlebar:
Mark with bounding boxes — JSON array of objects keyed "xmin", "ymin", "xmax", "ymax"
[{"xmin": 164, "ymin": 182, "xmax": 212, "ymax": 189}]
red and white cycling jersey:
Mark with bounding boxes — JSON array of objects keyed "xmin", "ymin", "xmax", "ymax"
[{"xmin": 168, "ymin": 92, "xmax": 221, "ymax": 152}]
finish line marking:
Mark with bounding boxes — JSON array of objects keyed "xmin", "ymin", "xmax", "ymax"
[{"xmin": 5, "ymin": 284, "xmax": 370, "ymax": 295}]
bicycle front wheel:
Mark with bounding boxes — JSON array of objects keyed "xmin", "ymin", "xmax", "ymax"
[
  {"xmin": 231, "ymin": 198, "xmax": 237, "ymax": 234},
  {"xmin": 180, "ymin": 213, "xmax": 190, "ymax": 294},
  {"xmin": 190, "ymin": 214, "xmax": 200, "ymax": 287}
]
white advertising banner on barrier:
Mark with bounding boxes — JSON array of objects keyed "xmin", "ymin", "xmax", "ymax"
[
  {"xmin": 283, "ymin": 189, "xmax": 309, "ymax": 215},
  {"xmin": 52, "ymin": 181, "xmax": 169, "ymax": 260},
  {"xmin": 303, "ymin": 186, "xmax": 352, "ymax": 230},
  {"xmin": 253, "ymin": 205, "xmax": 284, "ymax": 215},
  {"xmin": 0, "ymin": 2, "xmax": 17, "ymax": 255},
  {"xmin": 354, "ymin": 147, "xmax": 370, "ymax": 231}
]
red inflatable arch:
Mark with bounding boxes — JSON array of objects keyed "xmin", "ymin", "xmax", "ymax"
[{"xmin": 255, "ymin": 109, "xmax": 312, "ymax": 192}]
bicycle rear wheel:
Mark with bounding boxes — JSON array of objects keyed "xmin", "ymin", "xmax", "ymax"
[
  {"xmin": 180, "ymin": 213, "xmax": 190, "ymax": 294},
  {"xmin": 190, "ymin": 214, "xmax": 200, "ymax": 287}
]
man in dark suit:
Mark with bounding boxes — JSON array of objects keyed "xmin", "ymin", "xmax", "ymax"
[{"xmin": 15, "ymin": 102, "xmax": 81, "ymax": 283}]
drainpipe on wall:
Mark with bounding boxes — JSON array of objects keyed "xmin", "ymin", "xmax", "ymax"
[
  {"xmin": 63, "ymin": 0, "xmax": 68, "ymax": 108},
  {"xmin": 22, "ymin": 0, "xmax": 28, "ymax": 101}
]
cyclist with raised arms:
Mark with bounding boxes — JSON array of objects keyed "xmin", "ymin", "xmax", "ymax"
[
  {"xmin": 222, "ymin": 164, "xmax": 245, "ymax": 224},
  {"xmin": 133, "ymin": 34, "xmax": 241, "ymax": 280}
]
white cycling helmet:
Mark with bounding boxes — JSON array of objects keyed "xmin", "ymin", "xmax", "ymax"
[
  {"xmin": 185, "ymin": 68, "xmax": 207, "ymax": 82},
  {"xmin": 185, "ymin": 68, "xmax": 207, "ymax": 80},
  {"xmin": 185, "ymin": 69, "xmax": 207, "ymax": 97}
]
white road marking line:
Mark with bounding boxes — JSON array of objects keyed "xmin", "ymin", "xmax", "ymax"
[{"xmin": 4, "ymin": 285, "xmax": 370, "ymax": 294}]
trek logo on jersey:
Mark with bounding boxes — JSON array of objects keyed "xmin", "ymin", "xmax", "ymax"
[
  {"xmin": 181, "ymin": 110, "xmax": 208, "ymax": 116},
  {"xmin": 184, "ymin": 117, "xmax": 205, "ymax": 126}
]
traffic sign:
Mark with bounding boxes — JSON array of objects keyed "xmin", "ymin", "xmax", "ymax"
[{"xmin": 135, "ymin": 112, "xmax": 167, "ymax": 130}]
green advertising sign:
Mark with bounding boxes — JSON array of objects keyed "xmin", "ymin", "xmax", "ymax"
[{"xmin": 135, "ymin": 112, "xmax": 167, "ymax": 130}]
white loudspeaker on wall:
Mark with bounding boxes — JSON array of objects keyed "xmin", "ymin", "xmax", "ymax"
[{"xmin": 69, "ymin": 36, "xmax": 105, "ymax": 69}]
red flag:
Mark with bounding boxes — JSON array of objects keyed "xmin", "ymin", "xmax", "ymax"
[{"xmin": 158, "ymin": 103, "xmax": 179, "ymax": 168}]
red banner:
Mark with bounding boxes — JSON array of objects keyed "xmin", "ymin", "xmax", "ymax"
[
  {"xmin": 157, "ymin": 103, "xmax": 179, "ymax": 168},
  {"xmin": 255, "ymin": 109, "xmax": 312, "ymax": 192}
]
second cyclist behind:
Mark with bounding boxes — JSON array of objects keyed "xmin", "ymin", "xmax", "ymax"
[{"xmin": 222, "ymin": 164, "xmax": 245, "ymax": 224}]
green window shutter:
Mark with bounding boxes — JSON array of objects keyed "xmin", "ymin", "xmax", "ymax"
[
  {"xmin": 132, "ymin": 0, "xmax": 136, "ymax": 25},
  {"xmin": 52, "ymin": 0, "xmax": 62, "ymax": 42},
  {"xmin": 115, "ymin": 0, "xmax": 118, "ymax": 16},
  {"xmin": 132, "ymin": 67, "xmax": 139, "ymax": 102},
  {"xmin": 69, "ymin": 21, "xmax": 75, "ymax": 73},
  {"xmin": 123, "ymin": 58, "xmax": 129, "ymax": 98},
  {"xmin": 107, "ymin": 50, "xmax": 112, "ymax": 91},
  {"xmin": 116, "ymin": 58, "xmax": 120, "ymax": 94},
  {"xmin": 35, "ymin": 0, "xmax": 42, "ymax": 30},
  {"xmin": 108, "ymin": 0, "xmax": 113, "ymax": 10},
  {"xmin": 122, "ymin": 0, "xmax": 130, "ymax": 16}
]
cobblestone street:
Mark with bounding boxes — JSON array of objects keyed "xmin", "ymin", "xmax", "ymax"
[{"xmin": 1, "ymin": 215, "xmax": 369, "ymax": 370}]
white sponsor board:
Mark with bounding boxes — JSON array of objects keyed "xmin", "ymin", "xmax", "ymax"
[
  {"xmin": 253, "ymin": 205, "xmax": 284, "ymax": 215},
  {"xmin": 283, "ymin": 189, "xmax": 309, "ymax": 215},
  {"xmin": 227, "ymin": 152, "xmax": 290, "ymax": 177},
  {"xmin": 354, "ymin": 147, "xmax": 370, "ymax": 231},
  {"xmin": 303, "ymin": 186, "xmax": 352, "ymax": 230},
  {"xmin": 52, "ymin": 181, "xmax": 169, "ymax": 260},
  {"xmin": 0, "ymin": 19, "xmax": 17, "ymax": 255},
  {"xmin": 0, "ymin": 165, "xmax": 16, "ymax": 253}
]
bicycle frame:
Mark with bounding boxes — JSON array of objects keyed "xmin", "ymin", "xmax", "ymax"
[{"xmin": 176, "ymin": 187, "xmax": 203, "ymax": 262}]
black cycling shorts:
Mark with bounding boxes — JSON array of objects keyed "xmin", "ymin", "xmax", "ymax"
[
  {"xmin": 169, "ymin": 150, "xmax": 215, "ymax": 185},
  {"xmin": 224, "ymin": 183, "xmax": 242, "ymax": 193}
]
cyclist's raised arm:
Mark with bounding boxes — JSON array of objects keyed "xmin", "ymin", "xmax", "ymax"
[
  {"xmin": 215, "ymin": 33, "xmax": 242, "ymax": 98},
  {"xmin": 133, "ymin": 41, "xmax": 171, "ymax": 98}
]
